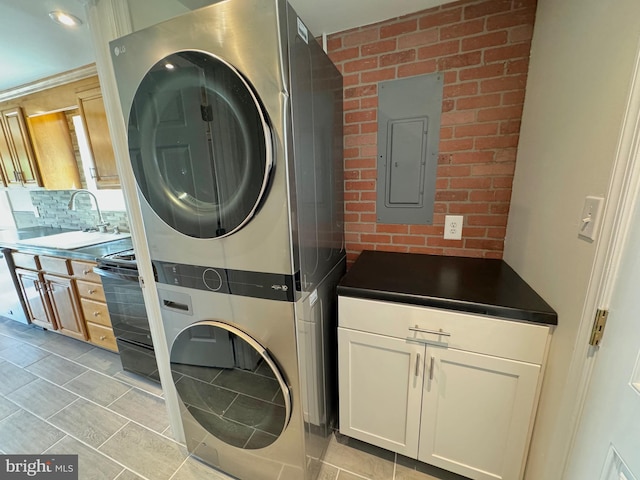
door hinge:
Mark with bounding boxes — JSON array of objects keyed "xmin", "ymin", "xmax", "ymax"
[{"xmin": 589, "ymin": 308, "xmax": 608, "ymax": 346}]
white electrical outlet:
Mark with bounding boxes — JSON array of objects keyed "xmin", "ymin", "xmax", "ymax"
[{"xmin": 444, "ymin": 215, "xmax": 463, "ymax": 240}]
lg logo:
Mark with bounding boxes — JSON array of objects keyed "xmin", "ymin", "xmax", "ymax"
[{"xmin": 113, "ymin": 45, "xmax": 127, "ymax": 56}]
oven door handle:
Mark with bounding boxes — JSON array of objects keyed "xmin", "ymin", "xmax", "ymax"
[{"xmin": 93, "ymin": 266, "xmax": 139, "ymax": 283}]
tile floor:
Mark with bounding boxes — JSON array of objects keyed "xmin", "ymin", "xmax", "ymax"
[{"xmin": 0, "ymin": 316, "xmax": 465, "ymax": 480}]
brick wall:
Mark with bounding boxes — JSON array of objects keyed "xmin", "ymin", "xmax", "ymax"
[{"xmin": 327, "ymin": 0, "xmax": 536, "ymax": 262}]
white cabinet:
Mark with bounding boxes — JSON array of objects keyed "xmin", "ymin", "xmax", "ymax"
[{"xmin": 338, "ymin": 296, "xmax": 551, "ymax": 480}]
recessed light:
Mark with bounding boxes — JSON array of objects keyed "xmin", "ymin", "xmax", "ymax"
[{"xmin": 49, "ymin": 10, "xmax": 83, "ymax": 27}]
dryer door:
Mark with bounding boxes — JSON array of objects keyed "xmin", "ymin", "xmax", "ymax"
[
  {"xmin": 127, "ymin": 51, "xmax": 273, "ymax": 239},
  {"xmin": 170, "ymin": 321, "xmax": 292, "ymax": 450}
]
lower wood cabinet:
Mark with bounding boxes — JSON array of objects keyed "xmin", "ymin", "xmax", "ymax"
[
  {"xmin": 338, "ymin": 296, "xmax": 552, "ymax": 480},
  {"xmin": 42, "ymin": 273, "xmax": 86, "ymax": 341},
  {"xmin": 15, "ymin": 268, "xmax": 55, "ymax": 330}
]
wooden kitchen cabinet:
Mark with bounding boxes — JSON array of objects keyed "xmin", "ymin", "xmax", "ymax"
[
  {"xmin": 77, "ymin": 87, "xmax": 120, "ymax": 189},
  {"xmin": 338, "ymin": 296, "xmax": 551, "ymax": 480},
  {"xmin": 0, "ymin": 107, "xmax": 42, "ymax": 187},
  {"xmin": 42, "ymin": 272, "xmax": 86, "ymax": 341},
  {"xmin": 15, "ymin": 268, "xmax": 56, "ymax": 330}
]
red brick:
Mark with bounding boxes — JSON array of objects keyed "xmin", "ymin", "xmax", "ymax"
[
  {"xmin": 346, "ymin": 202, "xmax": 376, "ymax": 212},
  {"xmin": 346, "ymin": 222, "xmax": 376, "ymax": 233},
  {"xmin": 495, "ymin": 149, "xmax": 518, "ymax": 162},
  {"xmin": 398, "ymin": 29, "xmax": 439, "ymax": 49},
  {"xmin": 477, "ymin": 105, "xmax": 523, "ymax": 121},
  {"xmin": 493, "ymin": 177, "xmax": 514, "ymax": 188},
  {"xmin": 397, "ymin": 60, "xmax": 437, "ymax": 77},
  {"xmin": 344, "ymin": 125, "xmax": 359, "ymax": 135},
  {"xmin": 361, "ymin": 146, "xmax": 378, "ymax": 157},
  {"xmin": 475, "ymin": 134, "xmax": 520, "ymax": 149},
  {"xmin": 344, "ymin": 147, "xmax": 360, "ymax": 159},
  {"xmin": 442, "ymin": 99, "xmax": 455, "ymax": 113},
  {"xmin": 449, "ymin": 176, "xmax": 492, "ymax": 188},
  {"xmin": 377, "ymin": 224, "xmax": 409, "ymax": 234},
  {"xmin": 392, "ymin": 235, "xmax": 426, "ymax": 246},
  {"xmin": 344, "ymin": 74, "xmax": 360, "ymax": 87},
  {"xmin": 466, "ymin": 214, "xmax": 508, "ymax": 226},
  {"xmin": 439, "ymin": 153, "xmax": 452, "ymax": 165},
  {"xmin": 459, "ymin": 63, "xmax": 505, "ymax": 81},
  {"xmin": 381, "ymin": 19, "xmax": 418, "ymax": 38},
  {"xmin": 444, "ymin": 82, "xmax": 479, "ymax": 98},
  {"xmin": 500, "ymin": 119, "xmax": 521, "ymax": 135},
  {"xmin": 361, "ymin": 39, "xmax": 398, "ymax": 56},
  {"xmin": 427, "ymin": 237, "xmax": 464, "ymax": 247},
  {"xmin": 343, "ymin": 191, "xmax": 359, "ymax": 201},
  {"xmin": 441, "ymin": 110, "xmax": 476, "ymax": 126},
  {"xmin": 361, "ymin": 233, "xmax": 392, "ymax": 243},
  {"xmin": 450, "ymin": 151, "xmax": 495, "ymax": 164},
  {"xmin": 418, "ymin": 40, "xmax": 460, "ymax": 59},
  {"xmin": 480, "ymin": 75, "xmax": 528, "ymax": 93},
  {"xmin": 464, "ymin": 239, "xmax": 504, "ymax": 251},
  {"xmin": 440, "ymin": 139, "xmax": 474, "ymax": 152},
  {"xmin": 471, "ymin": 163, "xmax": 516, "ymax": 176},
  {"xmin": 506, "ymin": 58, "xmax": 529, "ymax": 75},
  {"xmin": 409, "ymin": 225, "xmax": 442, "ymax": 235},
  {"xmin": 329, "ymin": 47, "xmax": 360, "ymax": 64},
  {"xmin": 375, "ymin": 244, "xmax": 409, "ymax": 253},
  {"xmin": 440, "ymin": 19, "xmax": 485, "ymax": 41},
  {"xmin": 344, "ymin": 170, "xmax": 360, "ymax": 180},
  {"xmin": 436, "ymin": 178, "xmax": 450, "ymax": 189},
  {"xmin": 360, "ymin": 169, "xmax": 378, "ymax": 179},
  {"xmin": 408, "ymin": 246, "xmax": 445, "ymax": 255},
  {"xmin": 342, "ymin": 28, "xmax": 379, "ymax": 47},
  {"xmin": 491, "ymin": 203, "xmax": 510, "ymax": 214},
  {"xmin": 361, "ymin": 214, "xmax": 378, "ymax": 223},
  {"xmin": 344, "ymin": 134, "xmax": 376, "ymax": 147},
  {"xmin": 487, "ymin": 227, "xmax": 507, "ymax": 238},
  {"xmin": 454, "ymin": 123, "xmax": 499, "ymax": 138},
  {"xmin": 461, "ymin": 31, "xmax": 508, "ymax": 52},
  {"xmin": 345, "ymin": 157, "xmax": 375, "ymax": 169},
  {"xmin": 436, "ymin": 190, "xmax": 469, "ymax": 201},
  {"xmin": 456, "ymin": 94, "xmax": 501, "ymax": 110},
  {"xmin": 419, "ymin": 8, "xmax": 463, "ymax": 29},
  {"xmin": 381, "ymin": 49, "xmax": 417, "ymax": 67},
  {"xmin": 344, "ymin": 213, "xmax": 359, "ymax": 222},
  {"xmin": 344, "ymin": 57, "xmax": 379, "ymax": 73},
  {"xmin": 361, "ymin": 97, "xmax": 378, "ymax": 109},
  {"xmin": 344, "ymin": 99, "xmax": 360, "ymax": 111},
  {"xmin": 345, "ymin": 85, "xmax": 378, "ymax": 98},
  {"xmin": 438, "ymin": 51, "xmax": 482, "ymax": 70},
  {"xmin": 449, "ymin": 203, "xmax": 490, "ymax": 214},
  {"xmin": 360, "ymin": 122, "xmax": 378, "ymax": 134},
  {"xmin": 360, "ymin": 192, "xmax": 377, "ymax": 201},
  {"xmin": 486, "ymin": 8, "xmax": 536, "ymax": 31},
  {"xmin": 438, "ymin": 165, "xmax": 472, "ymax": 177},
  {"xmin": 345, "ymin": 110, "xmax": 377, "ymax": 124},
  {"xmin": 502, "ymin": 90, "xmax": 526, "ymax": 105},
  {"xmin": 440, "ymin": 126, "xmax": 454, "ymax": 139},
  {"xmin": 345, "ymin": 233, "xmax": 360, "ymax": 243},
  {"xmin": 484, "ymin": 44, "xmax": 532, "ymax": 63},
  {"xmin": 327, "ymin": 36, "xmax": 341, "ymax": 51},
  {"xmin": 510, "ymin": 24, "xmax": 534, "ymax": 43},
  {"xmin": 464, "ymin": 0, "xmax": 512, "ymax": 19},
  {"xmin": 346, "ymin": 180, "xmax": 376, "ymax": 191}
]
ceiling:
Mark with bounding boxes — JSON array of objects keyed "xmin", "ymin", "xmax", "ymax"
[{"xmin": 0, "ymin": 0, "xmax": 450, "ymax": 93}]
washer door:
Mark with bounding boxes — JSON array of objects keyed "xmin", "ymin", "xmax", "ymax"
[
  {"xmin": 170, "ymin": 321, "xmax": 292, "ymax": 450},
  {"xmin": 127, "ymin": 51, "xmax": 273, "ymax": 238}
]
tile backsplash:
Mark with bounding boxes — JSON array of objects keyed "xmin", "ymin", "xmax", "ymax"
[{"xmin": 26, "ymin": 190, "xmax": 130, "ymax": 232}]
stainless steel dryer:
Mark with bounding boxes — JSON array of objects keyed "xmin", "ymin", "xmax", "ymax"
[
  {"xmin": 110, "ymin": 0, "xmax": 344, "ymax": 291},
  {"xmin": 110, "ymin": 1, "xmax": 345, "ymax": 479}
]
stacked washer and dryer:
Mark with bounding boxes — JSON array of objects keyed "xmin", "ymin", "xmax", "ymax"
[{"xmin": 110, "ymin": 1, "xmax": 345, "ymax": 479}]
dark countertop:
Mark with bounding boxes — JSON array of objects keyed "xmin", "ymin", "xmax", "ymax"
[
  {"xmin": 0, "ymin": 227, "xmax": 133, "ymax": 262},
  {"xmin": 338, "ymin": 250, "xmax": 557, "ymax": 325}
]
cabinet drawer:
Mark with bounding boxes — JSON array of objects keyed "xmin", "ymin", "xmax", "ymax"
[
  {"xmin": 86, "ymin": 322, "xmax": 118, "ymax": 352},
  {"xmin": 338, "ymin": 296, "xmax": 550, "ymax": 364},
  {"xmin": 70, "ymin": 261, "xmax": 100, "ymax": 283},
  {"xmin": 80, "ymin": 298, "xmax": 112, "ymax": 327},
  {"xmin": 76, "ymin": 279, "xmax": 106, "ymax": 302},
  {"xmin": 12, "ymin": 252, "xmax": 40, "ymax": 270},
  {"xmin": 39, "ymin": 256, "xmax": 70, "ymax": 275}
]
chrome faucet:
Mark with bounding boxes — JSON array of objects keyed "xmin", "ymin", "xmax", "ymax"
[{"xmin": 68, "ymin": 189, "xmax": 109, "ymax": 233}]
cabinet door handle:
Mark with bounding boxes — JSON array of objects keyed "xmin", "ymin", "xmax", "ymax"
[
  {"xmin": 409, "ymin": 326, "xmax": 451, "ymax": 337},
  {"xmin": 83, "ymin": 269, "xmax": 90, "ymax": 275},
  {"xmin": 93, "ymin": 311, "xmax": 100, "ymax": 317},
  {"xmin": 99, "ymin": 335, "xmax": 106, "ymax": 341},
  {"xmin": 429, "ymin": 356, "xmax": 435, "ymax": 380},
  {"xmin": 415, "ymin": 353, "xmax": 421, "ymax": 377},
  {"xmin": 88, "ymin": 289, "xmax": 96, "ymax": 294}
]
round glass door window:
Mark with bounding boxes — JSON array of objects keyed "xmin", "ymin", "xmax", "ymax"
[
  {"xmin": 170, "ymin": 321, "xmax": 291, "ymax": 450},
  {"xmin": 127, "ymin": 51, "xmax": 273, "ymax": 238}
]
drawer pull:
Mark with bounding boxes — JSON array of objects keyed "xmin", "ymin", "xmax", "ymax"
[
  {"xmin": 409, "ymin": 326, "xmax": 451, "ymax": 337},
  {"xmin": 88, "ymin": 289, "xmax": 96, "ymax": 295},
  {"xmin": 415, "ymin": 353, "xmax": 421, "ymax": 377},
  {"xmin": 429, "ymin": 356, "xmax": 435, "ymax": 380},
  {"xmin": 93, "ymin": 311, "xmax": 100, "ymax": 317},
  {"xmin": 83, "ymin": 269, "xmax": 90, "ymax": 275},
  {"xmin": 99, "ymin": 335, "xmax": 106, "ymax": 341}
]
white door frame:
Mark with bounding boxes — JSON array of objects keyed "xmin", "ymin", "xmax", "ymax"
[{"xmin": 558, "ymin": 37, "xmax": 640, "ymax": 477}]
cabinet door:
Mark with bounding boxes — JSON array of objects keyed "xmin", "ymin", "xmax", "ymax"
[
  {"xmin": 418, "ymin": 347, "xmax": 540, "ymax": 480},
  {"xmin": 0, "ymin": 120, "xmax": 15, "ymax": 186},
  {"xmin": 77, "ymin": 87, "xmax": 120, "ymax": 189},
  {"xmin": 27, "ymin": 112, "xmax": 82, "ymax": 190},
  {"xmin": 1, "ymin": 108, "xmax": 41, "ymax": 186},
  {"xmin": 338, "ymin": 328, "xmax": 424, "ymax": 457},
  {"xmin": 43, "ymin": 274, "xmax": 87, "ymax": 341},
  {"xmin": 15, "ymin": 268, "xmax": 56, "ymax": 330}
]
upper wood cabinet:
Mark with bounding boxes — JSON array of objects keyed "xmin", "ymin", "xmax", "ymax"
[
  {"xmin": 77, "ymin": 86, "xmax": 120, "ymax": 189},
  {"xmin": 28, "ymin": 112, "xmax": 82, "ymax": 190},
  {"xmin": 0, "ymin": 107, "xmax": 42, "ymax": 187}
]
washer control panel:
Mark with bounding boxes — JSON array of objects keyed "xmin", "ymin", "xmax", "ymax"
[{"xmin": 153, "ymin": 261, "xmax": 296, "ymax": 302}]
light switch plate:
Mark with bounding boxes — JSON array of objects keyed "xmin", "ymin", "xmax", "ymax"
[
  {"xmin": 444, "ymin": 215, "xmax": 463, "ymax": 240},
  {"xmin": 579, "ymin": 196, "xmax": 604, "ymax": 242}
]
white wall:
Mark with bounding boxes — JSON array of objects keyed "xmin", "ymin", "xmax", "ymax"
[{"xmin": 503, "ymin": 0, "xmax": 640, "ymax": 478}]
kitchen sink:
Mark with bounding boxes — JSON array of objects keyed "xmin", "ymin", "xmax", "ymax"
[{"xmin": 17, "ymin": 231, "xmax": 131, "ymax": 250}]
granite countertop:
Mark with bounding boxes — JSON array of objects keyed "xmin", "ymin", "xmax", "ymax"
[
  {"xmin": 338, "ymin": 250, "xmax": 558, "ymax": 325},
  {"xmin": 0, "ymin": 227, "xmax": 133, "ymax": 262}
]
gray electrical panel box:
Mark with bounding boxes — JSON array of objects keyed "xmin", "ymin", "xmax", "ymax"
[{"xmin": 376, "ymin": 73, "xmax": 443, "ymax": 225}]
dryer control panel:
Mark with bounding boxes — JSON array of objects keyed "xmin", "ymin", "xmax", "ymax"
[{"xmin": 153, "ymin": 260, "xmax": 296, "ymax": 302}]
